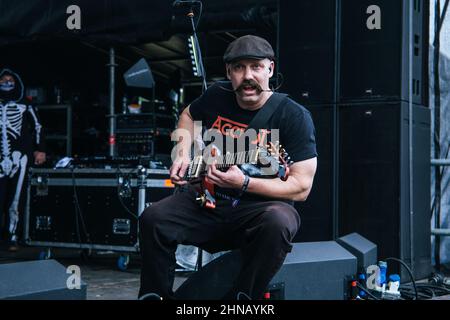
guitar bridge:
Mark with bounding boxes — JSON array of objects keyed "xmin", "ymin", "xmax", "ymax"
[{"xmin": 251, "ymin": 147, "xmax": 260, "ymax": 164}]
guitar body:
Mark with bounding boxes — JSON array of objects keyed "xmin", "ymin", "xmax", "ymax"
[{"xmin": 202, "ymin": 178, "xmax": 216, "ymax": 209}]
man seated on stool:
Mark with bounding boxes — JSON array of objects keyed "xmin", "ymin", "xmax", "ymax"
[{"xmin": 138, "ymin": 35, "xmax": 317, "ymax": 300}]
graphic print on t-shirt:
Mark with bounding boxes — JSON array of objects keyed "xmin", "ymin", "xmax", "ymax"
[
  {"xmin": 209, "ymin": 115, "xmax": 271, "ymax": 150},
  {"xmin": 211, "ymin": 115, "xmax": 247, "ymax": 138}
]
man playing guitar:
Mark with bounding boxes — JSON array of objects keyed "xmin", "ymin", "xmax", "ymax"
[{"xmin": 139, "ymin": 35, "xmax": 317, "ymax": 300}]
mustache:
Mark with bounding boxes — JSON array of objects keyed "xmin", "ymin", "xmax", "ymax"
[{"xmin": 235, "ymin": 80, "xmax": 263, "ymax": 93}]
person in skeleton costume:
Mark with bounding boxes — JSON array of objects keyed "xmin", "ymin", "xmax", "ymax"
[{"xmin": 0, "ymin": 69, "xmax": 46, "ymax": 251}]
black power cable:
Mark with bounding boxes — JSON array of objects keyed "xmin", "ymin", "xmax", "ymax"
[
  {"xmin": 355, "ymin": 258, "xmax": 449, "ymax": 300},
  {"xmin": 399, "ymin": 283, "xmax": 450, "ymax": 300},
  {"xmin": 385, "ymin": 257, "xmax": 418, "ymax": 300},
  {"xmin": 416, "ymin": 283, "xmax": 450, "ymax": 294},
  {"xmin": 400, "ymin": 288, "xmax": 432, "ymax": 300},
  {"xmin": 355, "ymin": 283, "xmax": 381, "ymax": 300},
  {"xmin": 71, "ymin": 168, "xmax": 91, "ymax": 248}
]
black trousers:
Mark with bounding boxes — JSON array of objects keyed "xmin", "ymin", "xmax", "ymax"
[{"xmin": 138, "ymin": 187, "xmax": 300, "ymax": 300}]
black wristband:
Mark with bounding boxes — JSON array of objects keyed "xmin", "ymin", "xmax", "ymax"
[
  {"xmin": 241, "ymin": 175, "xmax": 250, "ymax": 193},
  {"xmin": 232, "ymin": 175, "xmax": 250, "ymax": 208}
]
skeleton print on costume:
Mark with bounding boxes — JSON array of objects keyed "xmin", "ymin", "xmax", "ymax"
[
  {"xmin": 1, "ymin": 103, "xmax": 27, "ymax": 177},
  {"xmin": 0, "ymin": 69, "xmax": 44, "ymax": 239}
]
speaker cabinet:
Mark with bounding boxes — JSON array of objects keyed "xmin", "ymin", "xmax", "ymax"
[
  {"xmin": 338, "ymin": 102, "xmax": 431, "ymax": 279},
  {"xmin": 278, "ymin": 0, "xmax": 429, "ymax": 105},
  {"xmin": 278, "ymin": 0, "xmax": 431, "ymax": 279},
  {"xmin": 294, "ymin": 105, "xmax": 334, "ymax": 242},
  {"xmin": 340, "ymin": 0, "xmax": 429, "ymax": 104},
  {"xmin": 278, "ymin": 0, "xmax": 337, "ymax": 104}
]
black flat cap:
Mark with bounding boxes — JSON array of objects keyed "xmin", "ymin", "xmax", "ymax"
[{"xmin": 223, "ymin": 35, "xmax": 275, "ymax": 63}]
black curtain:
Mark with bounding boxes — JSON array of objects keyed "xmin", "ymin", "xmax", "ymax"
[{"xmin": 0, "ymin": 0, "xmax": 173, "ymax": 46}]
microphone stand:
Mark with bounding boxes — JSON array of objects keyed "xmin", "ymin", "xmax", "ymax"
[
  {"xmin": 182, "ymin": 2, "xmax": 207, "ymax": 271},
  {"xmin": 185, "ymin": 4, "xmax": 207, "ymax": 93}
]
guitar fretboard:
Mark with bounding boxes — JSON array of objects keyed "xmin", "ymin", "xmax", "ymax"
[
  {"xmin": 215, "ymin": 148, "xmax": 258, "ymax": 168},
  {"xmin": 188, "ymin": 148, "xmax": 260, "ymax": 179}
]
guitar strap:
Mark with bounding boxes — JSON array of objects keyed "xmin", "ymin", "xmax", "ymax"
[
  {"xmin": 245, "ymin": 92, "xmax": 289, "ymax": 133},
  {"xmin": 228, "ymin": 93, "xmax": 290, "ymax": 208}
]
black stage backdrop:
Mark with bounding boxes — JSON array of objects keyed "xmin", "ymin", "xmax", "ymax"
[
  {"xmin": 0, "ymin": 0, "xmax": 173, "ymax": 45},
  {"xmin": 0, "ymin": 0, "xmax": 277, "ymax": 46}
]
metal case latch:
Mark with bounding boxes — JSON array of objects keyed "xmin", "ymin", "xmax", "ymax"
[{"xmin": 113, "ymin": 219, "xmax": 131, "ymax": 235}]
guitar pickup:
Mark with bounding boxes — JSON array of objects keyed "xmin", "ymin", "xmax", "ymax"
[{"xmin": 189, "ymin": 155, "xmax": 203, "ymax": 179}]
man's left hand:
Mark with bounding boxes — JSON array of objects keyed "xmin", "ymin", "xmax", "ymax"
[
  {"xmin": 34, "ymin": 151, "xmax": 46, "ymax": 165},
  {"xmin": 205, "ymin": 161, "xmax": 245, "ymax": 189}
]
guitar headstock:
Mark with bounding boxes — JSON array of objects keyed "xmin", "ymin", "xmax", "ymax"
[
  {"xmin": 265, "ymin": 141, "xmax": 292, "ymax": 181},
  {"xmin": 265, "ymin": 141, "xmax": 278, "ymax": 157}
]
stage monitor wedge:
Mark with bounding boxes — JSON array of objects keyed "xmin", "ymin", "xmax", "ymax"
[
  {"xmin": 175, "ymin": 241, "xmax": 358, "ymax": 300},
  {"xmin": 336, "ymin": 232, "xmax": 377, "ymax": 270},
  {"xmin": 0, "ymin": 260, "xmax": 87, "ymax": 300}
]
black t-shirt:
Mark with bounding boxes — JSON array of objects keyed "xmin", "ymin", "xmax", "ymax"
[{"xmin": 189, "ymin": 81, "xmax": 317, "ymax": 202}]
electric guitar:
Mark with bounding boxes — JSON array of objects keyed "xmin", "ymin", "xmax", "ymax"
[{"xmin": 185, "ymin": 143, "xmax": 292, "ymax": 209}]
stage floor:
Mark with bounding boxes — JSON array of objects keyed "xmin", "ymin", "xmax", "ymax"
[
  {"xmin": 0, "ymin": 244, "xmax": 189, "ymax": 300},
  {"xmin": 1, "ymin": 244, "xmax": 449, "ymax": 301}
]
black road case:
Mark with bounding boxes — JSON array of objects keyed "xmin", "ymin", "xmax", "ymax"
[{"xmin": 24, "ymin": 167, "xmax": 174, "ymax": 268}]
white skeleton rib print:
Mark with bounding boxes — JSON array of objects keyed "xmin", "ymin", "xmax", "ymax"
[
  {"xmin": 0, "ymin": 102, "xmax": 41, "ymax": 238},
  {"xmin": 0, "ymin": 103, "xmax": 27, "ymax": 177}
]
